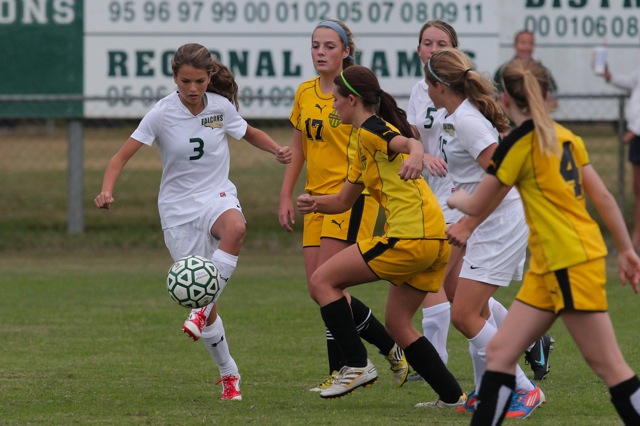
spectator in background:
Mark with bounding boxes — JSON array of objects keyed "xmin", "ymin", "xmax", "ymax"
[
  {"xmin": 494, "ymin": 30, "xmax": 558, "ymax": 111},
  {"xmin": 602, "ymin": 63, "xmax": 640, "ymax": 252}
]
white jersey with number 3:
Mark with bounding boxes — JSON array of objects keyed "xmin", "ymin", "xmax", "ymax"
[{"xmin": 131, "ymin": 91, "xmax": 248, "ymax": 229}]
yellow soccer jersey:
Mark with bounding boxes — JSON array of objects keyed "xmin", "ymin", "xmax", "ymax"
[
  {"xmin": 488, "ymin": 120, "xmax": 607, "ymax": 273},
  {"xmin": 290, "ymin": 77, "xmax": 358, "ymax": 195},
  {"xmin": 348, "ymin": 116, "xmax": 446, "ymax": 240}
]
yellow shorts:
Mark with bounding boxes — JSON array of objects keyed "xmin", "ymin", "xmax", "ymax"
[
  {"xmin": 516, "ymin": 258, "xmax": 608, "ymax": 314},
  {"xmin": 358, "ymin": 236, "xmax": 450, "ymax": 293},
  {"xmin": 302, "ymin": 194, "xmax": 378, "ymax": 247}
]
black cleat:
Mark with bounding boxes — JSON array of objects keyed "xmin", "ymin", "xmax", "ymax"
[{"xmin": 525, "ymin": 333, "xmax": 553, "ymax": 380}]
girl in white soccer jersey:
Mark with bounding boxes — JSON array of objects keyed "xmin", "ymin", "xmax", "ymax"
[
  {"xmin": 406, "ymin": 21, "xmax": 551, "ymax": 387},
  {"xmin": 94, "ymin": 43, "xmax": 291, "ymax": 401},
  {"xmin": 424, "ymin": 48, "xmax": 543, "ymax": 418}
]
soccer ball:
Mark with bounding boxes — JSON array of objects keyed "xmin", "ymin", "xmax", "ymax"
[{"xmin": 166, "ymin": 255, "xmax": 220, "ymax": 309}]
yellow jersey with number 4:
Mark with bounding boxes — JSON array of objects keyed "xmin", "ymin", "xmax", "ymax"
[{"xmin": 488, "ymin": 120, "xmax": 607, "ymax": 274}]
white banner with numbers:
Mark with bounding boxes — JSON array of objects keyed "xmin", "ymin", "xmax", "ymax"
[{"xmin": 84, "ymin": 0, "xmax": 639, "ymax": 119}]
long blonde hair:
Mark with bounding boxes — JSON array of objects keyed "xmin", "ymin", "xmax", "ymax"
[
  {"xmin": 425, "ymin": 48, "xmax": 510, "ymax": 134},
  {"xmin": 501, "ymin": 59, "xmax": 558, "ymax": 155}
]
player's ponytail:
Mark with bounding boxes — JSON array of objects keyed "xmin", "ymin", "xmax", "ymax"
[
  {"xmin": 501, "ymin": 59, "xmax": 557, "ymax": 156},
  {"xmin": 208, "ymin": 60, "xmax": 240, "ymax": 111},
  {"xmin": 426, "ymin": 48, "xmax": 510, "ymax": 134}
]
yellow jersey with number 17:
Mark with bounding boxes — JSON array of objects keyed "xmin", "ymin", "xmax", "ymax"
[
  {"xmin": 488, "ymin": 120, "xmax": 607, "ymax": 274},
  {"xmin": 290, "ymin": 76, "xmax": 359, "ymax": 195}
]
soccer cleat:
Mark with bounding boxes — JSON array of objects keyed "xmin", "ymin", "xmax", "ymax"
[
  {"xmin": 505, "ymin": 383, "xmax": 545, "ymax": 419},
  {"xmin": 406, "ymin": 372, "xmax": 424, "ymax": 382},
  {"xmin": 309, "ymin": 370, "xmax": 338, "ymax": 392},
  {"xmin": 415, "ymin": 394, "xmax": 467, "ymax": 408},
  {"xmin": 455, "ymin": 389, "xmax": 478, "ymax": 412},
  {"xmin": 386, "ymin": 343, "xmax": 409, "ymax": 387},
  {"xmin": 181, "ymin": 307, "xmax": 208, "ymax": 341},
  {"xmin": 525, "ymin": 333, "xmax": 553, "ymax": 380},
  {"xmin": 216, "ymin": 375, "xmax": 242, "ymax": 401},
  {"xmin": 319, "ymin": 360, "xmax": 378, "ymax": 399}
]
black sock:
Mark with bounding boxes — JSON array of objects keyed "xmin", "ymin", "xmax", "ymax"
[
  {"xmin": 325, "ymin": 332, "xmax": 345, "ymax": 373},
  {"xmin": 320, "ymin": 296, "xmax": 367, "ymax": 368},
  {"xmin": 610, "ymin": 375, "xmax": 640, "ymax": 425},
  {"xmin": 404, "ymin": 336, "xmax": 462, "ymax": 403},
  {"xmin": 471, "ymin": 371, "xmax": 516, "ymax": 426},
  {"xmin": 350, "ymin": 296, "xmax": 394, "ymax": 355}
]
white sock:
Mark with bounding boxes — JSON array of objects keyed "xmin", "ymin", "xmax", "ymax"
[
  {"xmin": 421, "ymin": 303, "xmax": 450, "ymax": 365},
  {"xmin": 515, "ymin": 366, "xmax": 535, "ymax": 390},
  {"xmin": 488, "ymin": 297, "xmax": 508, "ymax": 327},
  {"xmin": 469, "ymin": 319, "xmax": 534, "ymax": 392},
  {"xmin": 469, "ymin": 320, "xmax": 496, "ymax": 393},
  {"xmin": 202, "ymin": 315, "xmax": 239, "ymax": 377},
  {"xmin": 487, "ymin": 300, "xmax": 535, "ymax": 389},
  {"xmin": 210, "ymin": 249, "xmax": 238, "ymax": 304}
]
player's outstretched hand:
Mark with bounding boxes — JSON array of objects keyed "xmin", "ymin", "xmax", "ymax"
[
  {"xmin": 275, "ymin": 146, "xmax": 292, "ymax": 164},
  {"xmin": 618, "ymin": 249, "xmax": 640, "ymax": 294},
  {"xmin": 94, "ymin": 192, "xmax": 115, "ymax": 209}
]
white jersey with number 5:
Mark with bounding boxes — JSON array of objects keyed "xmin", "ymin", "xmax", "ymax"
[
  {"xmin": 131, "ymin": 91, "xmax": 248, "ymax": 229},
  {"xmin": 407, "ymin": 80, "xmax": 461, "ymax": 223}
]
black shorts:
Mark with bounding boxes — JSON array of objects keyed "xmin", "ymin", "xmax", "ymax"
[{"xmin": 629, "ymin": 134, "xmax": 640, "ymax": 165}]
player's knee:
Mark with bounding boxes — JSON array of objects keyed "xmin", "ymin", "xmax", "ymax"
[
  {"xmin": 224, "ymin": 220, "xmax": 246, "ymax": 244},
  {"xmin": 450, "ymin": 307, "xmax": 471, "ymax": 336},
  {"xmin": 307, "ymin": 273, "xmax": 324, "ymax": 303}
]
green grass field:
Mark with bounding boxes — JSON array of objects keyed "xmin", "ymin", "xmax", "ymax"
[
  {"xmin": 0, "ymin": 121, "xmax": 638, "ymax": 424},
  {"xmin": 1, "ymin": 247, "xmax": 638, "ymax": 425}
]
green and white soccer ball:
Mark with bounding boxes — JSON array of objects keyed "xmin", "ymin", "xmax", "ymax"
[{"xmin": 167, "ymin": 255, "xmax": 220, "ymax": 309}]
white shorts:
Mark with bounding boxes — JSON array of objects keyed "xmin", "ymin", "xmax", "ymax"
[
  {"xmin": 459, "ymin": 202, "xmax": 528, "ymax": 287},
  {"xmin": 163, "ymin": 194, "xmax": 244, "ymax": 261}
]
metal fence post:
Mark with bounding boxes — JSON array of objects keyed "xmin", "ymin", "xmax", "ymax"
[
  {"xmin": 68, "ymin": 119, "xmax": 84, "ymax": 234},
  {"xmin": 618, "ymin": 96, "xmax": 626, "ymax": 214}
]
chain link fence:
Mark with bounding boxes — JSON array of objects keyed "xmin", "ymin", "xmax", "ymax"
[{"xmin": 0, "ymin": 94, "xmax": 631, "ymax": 250}]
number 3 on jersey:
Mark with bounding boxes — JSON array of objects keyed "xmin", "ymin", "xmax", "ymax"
[{"xmin": 189, "ymin": 138, "xmax": 204, "ymax": 160}]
